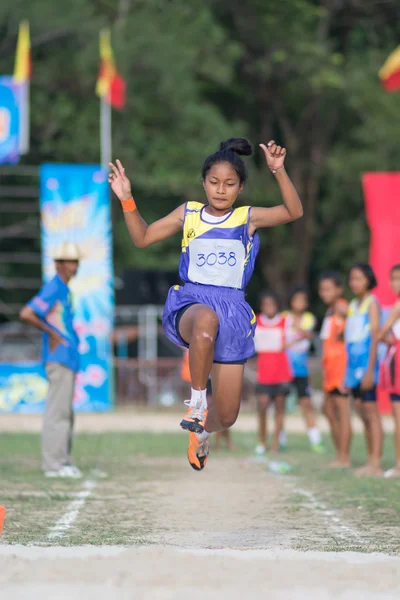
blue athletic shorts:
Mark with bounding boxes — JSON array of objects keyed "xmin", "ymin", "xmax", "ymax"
[
  {"xmin": 162, "ymin": 282, "xmax": 256, "ymax": 364},
  {"xmin": 391, "ymin": 394, "xmax": 400, "ymax": 402}
]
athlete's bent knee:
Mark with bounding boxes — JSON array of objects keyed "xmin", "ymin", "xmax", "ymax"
[{"xmin": 219, "ymin": 413, "xmax": 238, "ymax": 429}]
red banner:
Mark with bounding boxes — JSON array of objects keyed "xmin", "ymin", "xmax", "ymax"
[
  {"xmin": 363, "ymin": 173, "xmax": 400, "ymax": 306},
  {"xmin": 362, "ymin": 173, "xmax": 400, "ymax": 413}
]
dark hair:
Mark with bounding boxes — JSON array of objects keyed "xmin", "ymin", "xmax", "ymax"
[
  {"xmin": 348, "ymin": 262, "xmax": 377, "ymax": 290},
  {"xmin": 391, "ymin": 264, "xmax": 400, "ymax": 274},
  {"xmin": 201, "ymin": 138, "xmax": 253, "ymax": 184},
  {"xmin": 259, "ymin": 290, "xmax": 281, "ymax": 311},
  {"xmin": 288, "ymin": 286, "xmax": 309, "ymax": 308},
  {"xmin": 319, "ymin": 270, "xmax": 343, "ymax": 287}
]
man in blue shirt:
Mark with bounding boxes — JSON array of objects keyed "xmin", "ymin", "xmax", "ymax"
[{"xmin": 20, "ymin": 242, "xmax": 82, "ymax": 478}]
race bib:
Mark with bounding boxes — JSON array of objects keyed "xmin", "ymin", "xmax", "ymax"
[
  {"xmin": 345, "ymin": 315, "xmax": 369, "ymax": 343},
  {"xmin": 188, "ymin": 238, "xmax": 245, "ymax": 288},
  {"xmin": 254, "ymin": 328, "xmax": 283, "ymax": 352}
]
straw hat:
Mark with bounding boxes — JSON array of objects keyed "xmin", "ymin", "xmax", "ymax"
[{"xmin": 52, "ymin": 242, "xmax": 83, "ymax": 261}]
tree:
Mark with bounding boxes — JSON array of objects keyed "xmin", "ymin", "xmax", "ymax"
[
  {"xmin": 212, "ymin": 0, "xmax": 400, "ymax": 300},
  {"xmin": 0, "ymin": 0, "xmax": 240, "ymax": 312}
]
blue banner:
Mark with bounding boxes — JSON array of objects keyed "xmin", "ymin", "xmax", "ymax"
[
  {"xmin": 39, "ymin": 164, "xmax": 114, "ymax": 412},
  {"xmin": 0, "ymin": 363, "xmax": 47, "ymax": 414},
  {"xmin": 0, "ymin": 76, "xmax": 21, "ymax": 165}
]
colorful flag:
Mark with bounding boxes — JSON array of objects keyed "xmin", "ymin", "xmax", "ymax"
[
  {"xmin": 379, "ymin": 46, "xmax": 400, "ymax": 92},
  {"xmin": 96, "ymin": 29, "xmax": 126, "ymax": 110},
  {"xmin": 13, "ymin": 21, "xmax": 32, "ymax": 84}
]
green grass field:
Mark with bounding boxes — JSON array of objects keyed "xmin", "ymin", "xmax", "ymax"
[{"xmin": 1, "ymin": 430, "xmax": 399, "ymax": 552}]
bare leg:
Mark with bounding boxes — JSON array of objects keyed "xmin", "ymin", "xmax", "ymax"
[
  {"xmin": 386, "ymin": 403, "xmax": 400, "ymax": 477},
  {"xmin": 224, "ymin": 429, "xmax": 237, "ymax": 451},
  {"xmin": 323, "ymin": 392, "xmax": 340, "ymax": 455},
  {"xmin": 206, "ymin": 363, "xmax": 245, "ymax": 432},
  {"xmin": 178, "ymin": 304, "xmax": 219, "ymax": 390},
  {"xmin": 271, "ymin": 395, "xmax": 286, "ymax": 453},
  {"xmin": 354, "ymin": 398, "xmax": 371, "ymax": 464},
  {"xmin": 257, "ymin": 394, "xmax": 270, "ymax": 448},
  {"xmin": 333, "ymin": 394, "xmax": 352, "ymax": 466},
  {"xmin": 355, "ymin": 399, "xmax": 383, "ymax": 477},
  {"xmin": 215, "ymin": 431, "xmax": 222, "ymax": 451},
  {"xmin": 364, "ymin": 403, "xmax": 383, "ymax": 469},
  {"xmin": 393, "ymin": 403, "xmax": 400, "ymax": 469},
  {"xmin": 216, "ymin": 429, "xmax": 237, "ymax": 451},
  {"xmin": 299, "ymin": 396, "xmax": 316, "ymax": 430}
]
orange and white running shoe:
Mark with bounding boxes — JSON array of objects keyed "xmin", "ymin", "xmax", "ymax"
[
  {"xmin": 187, "ymin": 432, "xmax": 209, "ymax": 471},
  {"xmin": 180, "ymin": 399, "xmax": 208, "ymax": 434}
]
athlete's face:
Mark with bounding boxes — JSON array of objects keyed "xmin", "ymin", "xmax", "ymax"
[
  {"xmin": 319, "ymin": 279, "xmax": 342, "ymax": 306},
  {"xmin": 348, "ymin": 268, "xmax": 369, "ymax": 297},
  {"xmin": 203, "ymin": 162, "xmax": 243, "ymax": 213},
  {"xmin": 261, "ymin": 297, "xmax": 279, "ymax": 319},
  {"xmin": 390, "ymin": 269, "xmax": 400, "ymax": 296},
  {"xmin": 290, "ymin": 292, "xmax": 308, "ymax": 314}
]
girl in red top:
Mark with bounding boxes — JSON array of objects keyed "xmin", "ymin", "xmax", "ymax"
[
  {"xmin": 254, "ymin": 291, "xmax": 292, "ymax": 455},
  {"xmin": 378, "ymin": 264, "xmax": 400, "ymax": 478}
]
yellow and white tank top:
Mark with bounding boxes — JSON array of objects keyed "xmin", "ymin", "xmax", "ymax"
[{"xmin": 178, "ymin": 201, "xmax": 260, "ymax": 290}]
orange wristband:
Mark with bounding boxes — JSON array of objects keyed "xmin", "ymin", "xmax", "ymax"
[{"xmin": 121, "ymin": 197, "xmax": 136, "ymax": 213}]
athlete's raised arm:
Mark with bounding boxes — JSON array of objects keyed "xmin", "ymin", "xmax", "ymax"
[
  {"xmin": 249, "ymin": 141, "xmax": 303, "ymax": 234},
  {"xmin": 109, "ymin": 159, "xmax": 184, "ymax": 248}
]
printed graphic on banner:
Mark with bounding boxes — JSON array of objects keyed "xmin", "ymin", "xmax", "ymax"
[
  {"xmin": 0, "ymin": 76, "xmax": 21, "ymax": 165},
  {"xmin": 39, "ymin": 164, "xmax": 114, "ymax": 412},
  {"xmin": 0, "ymin": 363, "xmax": 48, "ymax": 414}
]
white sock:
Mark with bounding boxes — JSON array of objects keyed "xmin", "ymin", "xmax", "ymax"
[
  {"xmin": 190, "ymin": 388, "xmax": 207, "ymax": 408},
  {"xmin": 279, "ymin": 430, "xmax": 288, "ymax": 446},
  {"xmin": 196, "ymin": 430, "xmax": 209, "ymax": 442},
  {"xmin": 308, "ymin": 427, "xmax": 321, "ymax": 445}
]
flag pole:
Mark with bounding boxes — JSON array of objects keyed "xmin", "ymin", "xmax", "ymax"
[
  {"xmin": 101, "ymin": 95, "xmax": 112, "ymax": 169},
  {"xmin": 19, "ymin": 80, "xmax": 30, "ymax": 154}
]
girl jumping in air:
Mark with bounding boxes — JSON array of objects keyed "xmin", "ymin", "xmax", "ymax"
[{"xmin": 109, "ymin": 138, "xmax": 303, "ymax": 471}]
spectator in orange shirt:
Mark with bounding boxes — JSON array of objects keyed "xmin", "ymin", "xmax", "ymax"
[{"xmin": 318, "ymin": 271, "xmax": 351, "ymax": 467}]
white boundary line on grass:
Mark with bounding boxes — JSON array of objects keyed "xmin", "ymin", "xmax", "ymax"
[
  {"xmin": 47, "ymin": 480, "xmax": 97, "ymax": 540},
  {"xmin": 295, "ymin": 487, "xmax": 365, "ymax": 546}
]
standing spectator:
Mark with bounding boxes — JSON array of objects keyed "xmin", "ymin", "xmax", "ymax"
[
  {"xmin": 378, "ymin": 264, "xmax": 400, "ymax": 478},
  {"xmin": 284, "ymin": 287, "xmax": 324, "ymax": 453},
  {"xmin": 254, "ymin": 291, "xmax": 292, "ymax": 456},
  {"xmin": 345, "ymin": 262, "xmax": 382, "ymax": 477},
  {"xmin": 20, "ymin": 242, "xmax": 82, "ymax": 478},
  {"xmin": 318, "ymin": 271, "xmax": 350, "ymax": 467}
]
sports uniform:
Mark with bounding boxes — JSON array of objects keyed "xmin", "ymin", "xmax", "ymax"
[
  {"xmin": 163, "ymin": 202, "xmax": 259, "ymax": 362},
  {"xmin": 380, "ymin": 318, "xmax": 400, "ymax": 402},
  {"xmin": 254, "ymin": 313, "xmax": 292, "ymax": 398},
  {"xmin": 344, "ymin": 295, "xmax": 380, "ymax": 401},
  {"xmin": 285, "ymin": 312, "xmax": 316, "ymax": 398},
  {"xmin": 320, "ymin": 299, "xmax": 348, "ymax": 395}
]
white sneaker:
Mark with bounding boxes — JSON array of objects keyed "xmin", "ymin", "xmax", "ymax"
[
  {"xmin": 255, "ymin": 445, "xmax": 266, "ymax": 456},
  {"xmin": 44, "ymin": 465, "xmax": 83, "ymax": 479}
]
